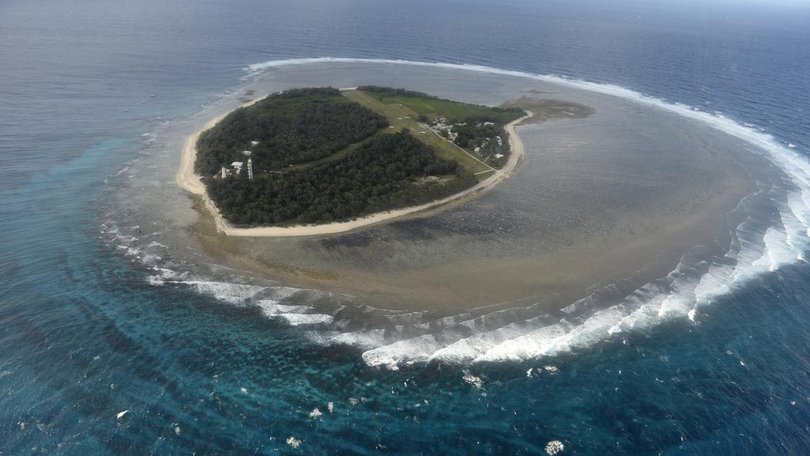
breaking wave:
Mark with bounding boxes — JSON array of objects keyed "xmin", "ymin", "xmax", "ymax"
[{"xmin": 120, "ymin": 58, "xmax": 810, "ymax": 369}]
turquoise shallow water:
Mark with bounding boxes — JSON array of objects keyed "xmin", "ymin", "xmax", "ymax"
[{"xmin": 2, "ymin": 0, "xmax": 810, "ymax": 453}]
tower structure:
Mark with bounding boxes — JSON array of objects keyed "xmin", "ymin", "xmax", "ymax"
[{"xmin": 247, "ymin": 158, "xmax": 253, "ymax": 180}]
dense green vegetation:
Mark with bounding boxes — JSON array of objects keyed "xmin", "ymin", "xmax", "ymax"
[
  {"xmin": 206, "ymin": 131, "xmax": 475, "ymax": 226},
  {"xmin": 195, "ymin": 88, "xmax": 387, "ymax": 177},
  {"xmin": 196, "ymin": 86, "xmax": 521, "ymax": 227}
]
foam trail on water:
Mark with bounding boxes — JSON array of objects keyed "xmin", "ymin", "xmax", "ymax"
[
  {"xmin": 178, "ymin": 281, "xmax": 266, "ymax": 305},
  {"xmin": 277, "ymin": 314, "xmax": 334, "ymax": 326},
  {"xmin": 239, "ymin": 58, "xmax": 810, "ymax": 366},
  {"xmin": 257, "ymin": 300, "xmax": 334, "ymax": 326},
  {"xmin": 257, "ymin": 301, "xmax": 314, "ymax": 316}
]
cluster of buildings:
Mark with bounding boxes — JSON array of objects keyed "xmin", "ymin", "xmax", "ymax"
[
  {"xmin": 473, "ymin": 135, "xmax": 503, "ymax": 152},
  {"xmin": 219, "ymin": 158, "xmax": 253, "ymax": 180},
  {"xmin": 217, "ymin": 140, "xmax": 259, "ymax": 180},
  {"xmin": 428, "ymin": 118, "xmax": 505, "ymax": 160},
  {"xmin": 429, "ymin": 117, "xmax": 463, "ymax": 142}
]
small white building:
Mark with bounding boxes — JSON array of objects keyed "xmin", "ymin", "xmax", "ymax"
[
  {"xmin": 231, "ymin": 161, "xmax": 243, "ymax": 175},
  {"xmin": 250, "ymin": 140, "xmax": 260, "ymax": 146},
  {"xmin": 242, "ymin": 150, "xmax": 252, "ymax": 156}
]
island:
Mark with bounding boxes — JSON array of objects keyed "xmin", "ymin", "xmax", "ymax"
[
  {"xmin": 178, "ymin": 87, "xmax": 531, "ymax": 235},
  {"xmin": 164, "ymin": 63, "xmax": 759, "ymax": 325}
]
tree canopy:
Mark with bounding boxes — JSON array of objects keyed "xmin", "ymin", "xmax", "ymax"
[
  {"xmin": 206, "ymin": 131, "xmax": 475, "ymax": 226},
  {"xmin": 195, "ymin": 88, "xmax": 388, "ymax": 177},
  {"xmin": 193, "ymin": 86, "xmax": 514, "ymax": 227}
]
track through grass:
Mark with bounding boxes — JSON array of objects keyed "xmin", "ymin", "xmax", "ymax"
[{"xmin": 342, "ymin": 89, "xmax": 495, "ymax": 179}]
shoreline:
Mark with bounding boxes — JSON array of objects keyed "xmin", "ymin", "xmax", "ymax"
[
  {"xmin": 167, "ymin": 68, "xmax": 762, "ymax": 315},
  {"xmin": 177, "ymin": 99, "xmax": 533, "ymax": 237}
]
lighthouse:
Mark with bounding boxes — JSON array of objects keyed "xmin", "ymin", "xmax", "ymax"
[{"xmin": 247, "ymin": 158, "xmax": 253, "ymax": 181}]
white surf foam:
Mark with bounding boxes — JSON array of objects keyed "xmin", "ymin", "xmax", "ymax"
[
  {"xmin": 276, "ymin": 313, "xmax": 334, "ymax": 326},
  {"xmin": 361, "ymin": 334, "xmax": 449, "ymax": 368},
  {"xmin": 178, "ymin": 280, "xmax": 266, "ymax": 305},
  {"xmin": 256, "ymin": 300, "xmax": 314, "ymax": 316},
  {"xmin": 242, "ymin": 58, "xmax": 810, "ymax": 366},
  {"xmin": 256, "ymin": 299, "xmax": 333, "ymax": 325},
  {"xmin": 146, "ymin": 267, "xmax": 181, "ymax": 286}
]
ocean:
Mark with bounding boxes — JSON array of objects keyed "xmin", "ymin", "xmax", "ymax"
[{"xmin": 1, "ymin": 0, "xmax": 810, "ymax": 454}]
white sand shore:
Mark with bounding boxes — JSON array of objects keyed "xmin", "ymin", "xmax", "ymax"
[{"xmin": 176, "ymin": 98, "xmax": 532, "ymax": 238}]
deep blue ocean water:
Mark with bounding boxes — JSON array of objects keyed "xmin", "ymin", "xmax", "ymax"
[{"xmin": 2, "ymin": 0, "xmax": 810, "ymax": 453}]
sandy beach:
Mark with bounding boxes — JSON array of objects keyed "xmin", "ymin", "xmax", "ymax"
[
  {"xmin": 161, "ymin": 64, "xmax": 762, "ymax": 314},
  {"xmin": 177, "ymin": 102, "xmax": 533, "ymax": 237},
  {"xmin": 187, "ymin": 91, "xmax": 756, "ymax": 313}
]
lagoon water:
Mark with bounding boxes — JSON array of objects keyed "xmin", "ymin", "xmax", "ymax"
[{"xmin": 2, "ymin": 0, "xmax": 810, "ymax": 454}]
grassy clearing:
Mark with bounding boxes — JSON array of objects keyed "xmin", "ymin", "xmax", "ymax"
[
  {"xmin": 380, "ymin": 95, "xmax": 520, "ymax": 124},
  {"xmin": 342, "ymin": 89, "xmax": 495, "ymax": 179}
]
